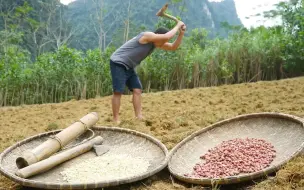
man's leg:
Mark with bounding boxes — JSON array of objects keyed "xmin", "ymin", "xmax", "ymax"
[
  {"xmin": 132, "ymin": 89, "xmax": 143, "ymax": 119},
  {"xmin": 110, "ymin": 61, "xmax": 127, "ymax": 123},
  {"xmin": 112, "ymin": 92, "xmax": 122, "ymax": 122},
  {"xmin": 126, "ymin": 70, "xmax": 143, "ymax": 120}
]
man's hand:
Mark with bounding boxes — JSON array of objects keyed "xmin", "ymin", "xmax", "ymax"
[
  {"xmin": 177, "ymin": 21, "xmax": 186, "ymax": 34},
  {"xmin": 177, "ymin": 20, "xmax": 184, "ymax": 27},
  {"xmin": 180, "ymin": 24, "xmax": 186, "ymax": 34},
  {"xmin": 159, "ymin": 22, "xmax": 186, "ymax": 51}
]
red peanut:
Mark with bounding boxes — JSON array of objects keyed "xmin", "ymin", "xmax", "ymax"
[{"xmin": 185, "ymin": 138, "xmax": 276, "ymax": 178}]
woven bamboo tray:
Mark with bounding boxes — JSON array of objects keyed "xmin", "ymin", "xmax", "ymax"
[
  {"xmin": 0, "ymin": 126, "xmax": 169, "ymax": 189},
  {"xmin": 168, "ymin": 112, "xmax": 304, "ymax": 185}
]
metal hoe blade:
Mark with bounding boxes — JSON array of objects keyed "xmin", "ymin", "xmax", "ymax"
[{"xmin": 93, "ymin": 144, "xmax": 110, "ymax": 156}]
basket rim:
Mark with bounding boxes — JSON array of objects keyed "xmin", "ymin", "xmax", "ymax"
[
  {"xmin": 167, "ymin": 112, "xmax": 304, "ymax": 185},
  {"xmin": 0, "ymin": 126, "xmax": 169, "ymax": 189}
]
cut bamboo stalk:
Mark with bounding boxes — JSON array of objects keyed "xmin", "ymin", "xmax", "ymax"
[
  {"xmin": 16, "ymin": 136, "xmax": 103, "ymax": 179},
  {"xmin": 16, "ymin": 112, "xmax": 99, "ymax": 169}
]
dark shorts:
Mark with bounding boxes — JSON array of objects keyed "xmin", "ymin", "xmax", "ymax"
[{"xmin": 110, "ymin": 60, "xmax": 142, "ymax": 93}]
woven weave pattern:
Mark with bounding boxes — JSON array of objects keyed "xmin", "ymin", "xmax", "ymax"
[
  {"xmin": 0, "ymin": 127, "xmax": 169, "ymax": 189},
  {"xmin": 168, "ymin": 113, "xmax": 304, "ymax": 185}
]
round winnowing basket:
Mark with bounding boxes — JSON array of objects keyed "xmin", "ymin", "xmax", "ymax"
[
  {"xmin": 0, "ymin": 126, "xmax": 169, "ymax": 189},
  {"xmin": 168, "ymin": 112, "xmax": 304, "ymax": 185}
]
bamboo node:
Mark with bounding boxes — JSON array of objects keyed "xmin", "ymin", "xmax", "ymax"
[
  {"xmin": 49, "ymin": 135, "xmax": 64, "ymax": 150},
  {"xmin": 79, "ymin": 119, "xmax": 89, "ymax": 131}
]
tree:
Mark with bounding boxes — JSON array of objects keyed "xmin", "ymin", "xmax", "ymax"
[
  {"xmin": 38, "ymin": 0, "xmax": 75, "ymax": 51},
  {"xmin": 123, "ymin": 0, "xmax": 131, "ymax": 43},
  {"xmin": 264, "ymin": 0, "xmax": 304, "ymax": 76},
  {"xmin": 1, "ymin": 0, "xmax": 76, "ymax": 59},
  {"xmin": 91, "ymin": 0, "xmax": 120, "ymax": 52}
]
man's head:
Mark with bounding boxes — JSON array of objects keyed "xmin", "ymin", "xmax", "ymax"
[
  {"xmin": 153, "ymin": 27, "xmax": 170, "ymax": 47},
  {"xmin": 154, "ymin": 27, "xmax": 169, "ymax": 34}
]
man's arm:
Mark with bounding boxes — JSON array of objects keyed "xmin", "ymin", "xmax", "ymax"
[
  {"xmin": 159, "ymin": 25, "xmax": 186, "ymax": 51},
  {"xmin": 139, "ymin": 21, "xmax": 184, "ymax": 44}
]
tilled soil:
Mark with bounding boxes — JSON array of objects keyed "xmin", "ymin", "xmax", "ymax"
[{"xmin": 0, "ymin": 77, "xmax": 303, "ymax": 190}]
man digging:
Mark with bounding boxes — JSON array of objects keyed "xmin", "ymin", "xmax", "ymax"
[{"xmin": 109, "ymin": 21, "xmax": 186, "ymax": 123}]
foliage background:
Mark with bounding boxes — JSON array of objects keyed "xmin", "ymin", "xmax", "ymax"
[{"xmin": 0, "ymin": 0, "xmax": 303, "ymax": 106}]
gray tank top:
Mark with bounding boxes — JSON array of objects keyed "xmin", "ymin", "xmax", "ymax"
[{"xmin": 110, "ymin": 32, "xmax": 155, "ymax": 69}]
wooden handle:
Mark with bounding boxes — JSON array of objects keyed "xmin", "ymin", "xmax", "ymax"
[{"xmin": 164, "ymin": 13, "xmax": 179, "ymax": 23}]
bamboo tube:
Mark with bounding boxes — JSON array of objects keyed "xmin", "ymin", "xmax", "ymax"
[
  {"xmin": 16, "ymin": 136, "xmax": 103, "ymax": 179},
  {"xmin": 16, "ymin": 112, "xmax": 99, "ymax": 169}
]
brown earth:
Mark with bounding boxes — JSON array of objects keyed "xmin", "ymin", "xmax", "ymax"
[{"xmin": 0, "ymin": 77, "xmax": 304, "ymax": 190}]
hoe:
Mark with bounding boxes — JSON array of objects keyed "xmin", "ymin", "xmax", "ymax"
[{"xmin": 156, "ymin": 3, "xmax": 185, "ymax": 31}]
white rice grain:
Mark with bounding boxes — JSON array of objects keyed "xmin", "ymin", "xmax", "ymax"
[{"xmin": 60, "ymin": 153, "xmax": 150, "ymax": 183}]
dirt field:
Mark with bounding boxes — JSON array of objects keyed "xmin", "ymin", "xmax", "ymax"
[{"xmin": 1, "ymin": 77, "xmax": 303, "ymax": 190}]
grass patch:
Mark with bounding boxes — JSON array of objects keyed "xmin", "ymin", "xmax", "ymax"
[{"xmin": 45, "ymin": 123, "xmax": 59, "ymax": 131}]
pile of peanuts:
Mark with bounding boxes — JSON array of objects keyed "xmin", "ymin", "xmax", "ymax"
[{"xmin": 185, "ymin": 138, "xmax": 276, "ymax": 178}]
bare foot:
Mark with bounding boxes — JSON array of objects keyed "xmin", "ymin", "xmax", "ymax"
[
  {"xmin": 113, "ymin": 119, "xmax": 121, "ymax": 125},
  {"xmin": 136, "ymin": 115, "xmax": 144, "ymax": 120}
]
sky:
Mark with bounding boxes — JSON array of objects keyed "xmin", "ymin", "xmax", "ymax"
[
  {"xmin": 209, "ymin": 0, "xmax": 287, "ymax": 28},
  {"xmin": 60, "ymin": 0, "xmax": 76, "ymax": 5},
  {"xmin": 232, "ymin": 0, "xmax": 287, "ymax": 28},
  {"xmin": 60, "ymin": 0, "xmax": 286, "ymax": 28}
]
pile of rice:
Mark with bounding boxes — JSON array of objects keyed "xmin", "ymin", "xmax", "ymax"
[{"xmin": 60, "ymin": 152, "xmax": 150, "ymax": 183}]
